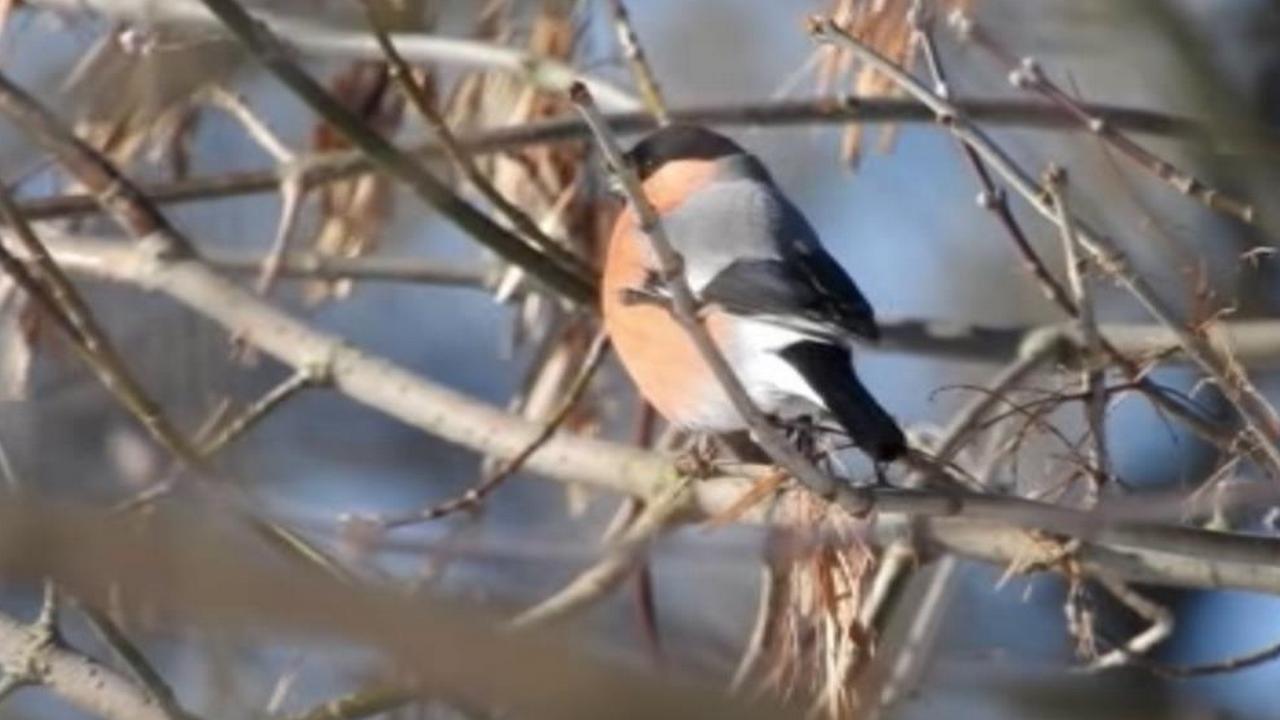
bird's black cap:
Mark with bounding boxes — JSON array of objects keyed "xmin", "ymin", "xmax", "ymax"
[{"xmin": 625, "ymin": 124, "xmax": 746, "ymax": 180}]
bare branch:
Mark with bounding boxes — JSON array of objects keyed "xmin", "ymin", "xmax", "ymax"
[
  {"xmin": 1047, "ymin": 167, "xmax": 1111, "ymax": 497},
  {"xmin": 362, "ymin": 1, "xmax": 594, "ymax": 281},
  {"xmin": 957, "ymin": 15, "xmax": 1255, "ymax": 223},
  {"xmin": 199, "ymin": 369, "xmax": 319, "ymax": 457},
  {"xmin": 1085, "ymin": 574, "xmax": 1173, "ymax": 671},
  {"xmin": 27, "ymin": 230, "xmax": 1280, "ymax": 371},
  {"xmin": 3, "ymin": 227, "xmax": 1277, "ymax": 594},
  {"xmin": 22, "ymin": 0, "xmax": 641, "ymax": 111},
  {"xmin": 901, "ymin": 12, "xmax": 1240, "ymax": 458},
  {"xmin": 193, "ymin": 0, "xmax": 596, "ymax": 304},
  {"xmin": 510, "ymin": 475, "xmax": 692, "ymax": 628},
  {"xmin": 607, "ymin": 0, "xmax": 671, "ymax": 124},
  {"xmin": 0, "ymin": 68, "xmax": 350, "ymax": 581},
  {"xmin": 197, "ymin": 86, "xmax": 309, "ymax": 295},
  {"xmin": 0, "ymin": 604, "xmax": 174, "ymax": 720},
  {"xmin": 14, "ymin": 97, "xmax": 1234, "ymax": 224},
  {"xmin": 810, "ymin": 17, "xmax": 1280, "ymax": 476},
  {"xmin": 76, "ymin": 603, "xmax": 193, "ymax": 720}
]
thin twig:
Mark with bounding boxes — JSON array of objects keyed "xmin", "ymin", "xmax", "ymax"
[
  {"xmin": 202, "ymin": 86, "xmax": 295, "ymax": 161},
  {"xmin": 509, "ymin": 475, "xmax": 692, "ymax": 628},
  {"xmin": 77, "ymin": 602, "xmax": 192, "ymax": 720},
  {"xmin": 904, "ymin": 10, "xmax": 1236, "ymax": 459},
  {"xmin": 374, "ymin": 330, "xmax": 609, "ymax": 529},
  {"xmin": 570, "ymin": 82, "xmax": 874, "ymax": 515},
  {"xmin": 197, "ymin": 86, "xmax": 309, "ymax": 295},
  {"xmin": 13, "ymin": 96, "xmax": 1231, "ymax": 225},
  {"xmin": 361, "ymin": 0, "xmax": 594, "ymax": 280},
  {"xmin": 729, "ymin": 555, "xmax": 791, "ymax": 694},
  {"xmin": 607, "ymin": 0, "xmax": 670, "ymax": 125},
  {"xmin": 199, "ymin": 369, "xmax": 319, "ymax": 457},
  {"xmin": 873, "ymin": 555, "xmax": 957, "ymax": 708},
  {"xmin": 858, "ymin": 540, "xmax": 918, "ymax": 630},
  {"xmin": 194, "ymin": 0, "xmax": 595, "ymax": 304},
  {"xmin": 0, "ymin": 186, "xmax": 201, "ymax": 468},
  {"xmin": 23, "ymin": 0, "xmax": 643, "ymax": 111},
  {"xmin": 200, "ymin": 250, "xmax": 495, "ymax": 287},
  {"xmin": 810, "ymin": 17, "xmax": 1280, "ymax": 477},
  {"xmin": 926, "ymin": 331, "xmax": 1064, "ymax": 473},
  {"xmin": 0, "ymin": 433, "xmax": 17, "ymax": 495},
  {"xmin": 955, "ymin": 14, "xmax": 1255, "ymax": 224},
  {"xmin": 1142, "ymin": 638, "xmax": 1280, "ymax": 678},
  {"xmin": 0, "ymin": 68, "xmax": 350, "ymax": 582},
  {"xmin": 1085, "ymin": 573, "xmax": 1173, "ymax": 672},
  {"xmin": 1047, "ymin": 166, "xmax": 1111, "ymax": 500}
]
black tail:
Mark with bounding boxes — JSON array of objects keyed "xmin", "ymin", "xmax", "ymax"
[{"xmin": 779, "ymin": 341, "xmax": 907, "ymax": 462}]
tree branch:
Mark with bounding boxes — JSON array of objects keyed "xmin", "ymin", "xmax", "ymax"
[
  {"xmin": 811, "ymin": 17, "xmax": 1280, "ymax": 477},
  {"xmin": 0, "ymin": 607, "xmax": 174, "ymax": 720},
  {"xmin": 28, "ymin": 229, "xmax": 1280, "ymax": 370},
  {"xmin": 194, "ymin": 0, "xmax": 596, "ymax": 305},
  {"xmin": 13, "ymin": 97, "xmax": 1231, "ymax": 224},
  {"xmin": 9, "ymin": 225, "xmax": 1279, "ymax": 595},
  {"xmin": 22, "ymin": 0, "xmax": 641, "ymax": 111},
  {"xmin": 0, "ymin": 68, "xmax": 351, "ymax": 581},
  {"xmin": 362, "ymin": 1, "xmax": 595, "ymax": 282}
]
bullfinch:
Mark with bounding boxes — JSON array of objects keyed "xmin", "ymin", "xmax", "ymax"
[{"xmin": 601, "ymin": 124, "xmax": 907, "ymax": 463}]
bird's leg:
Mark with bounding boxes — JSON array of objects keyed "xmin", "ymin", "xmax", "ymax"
[{"xmin": 779, "ymin": 415, "xmax": 824, "ymax": 462}]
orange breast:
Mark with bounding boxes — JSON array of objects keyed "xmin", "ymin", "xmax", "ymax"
[{"xmin": 602, "ymin": 201, "xmax": 736, "ymax": 430}]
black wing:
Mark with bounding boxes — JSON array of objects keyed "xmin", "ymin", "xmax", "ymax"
[
  {"xmin": 701, "ymin": 257, "xmax": 879, "ymax": 341},
  {"xmin": 699, "ymin": 196, "xmax": 880, "ymax": 341}
]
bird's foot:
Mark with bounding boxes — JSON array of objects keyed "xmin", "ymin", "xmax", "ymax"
[{"xmin": 674, "ymin": 434, "xmax": 719, "ymax": 478}]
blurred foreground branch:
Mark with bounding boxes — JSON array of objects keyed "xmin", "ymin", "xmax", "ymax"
[{"xmin": 0, "ymin": 506, "xmax": 792, "ymax": 720}]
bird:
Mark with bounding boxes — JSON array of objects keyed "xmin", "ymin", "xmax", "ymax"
[{"xmin": 601, "ymin": 124, "xmax": 907, "ymax": 464}]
